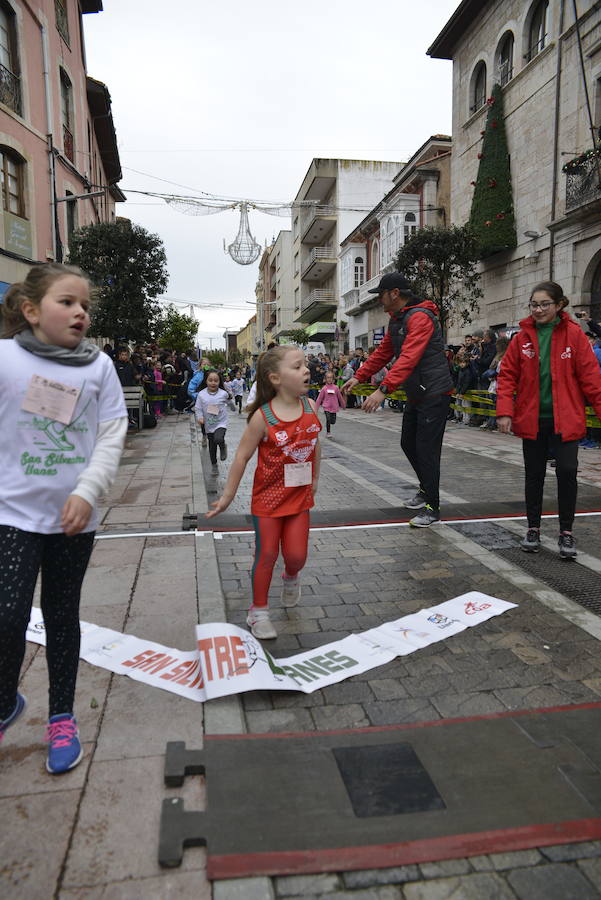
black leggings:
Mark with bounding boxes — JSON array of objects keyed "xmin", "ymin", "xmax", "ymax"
[
  {"xmin": 207, "ymin": 427, "xmax": 226, "ymax": 464},
  {"xmin": 234, "ymin": 395, "xmax": 243, "ymax": 413},
  {"xmin": 0, "ymin": 525, "xmax": 95, "ymax": 720},
  {"xmin": 523, "ymin": 419, "xmax": 578, "ymax": 531},
  {"xmin": 324, "ymin": 411, "xmax": 337, "ymax": 433}
]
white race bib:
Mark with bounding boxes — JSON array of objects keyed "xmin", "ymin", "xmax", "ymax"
[
  {"xmin": 207, "ymin": 403, "xmax": 219, "ymax": 415},
  {"xmin": 284, "ymin": 462, "xmax": 312, "ymax": 487},
  {"xmin": 326, "ymin": 389, "xmax": 335, "ymax": 394},
  {"xmin": 21, "ymin": 374, "xmax": 81, "ymax": 425}
]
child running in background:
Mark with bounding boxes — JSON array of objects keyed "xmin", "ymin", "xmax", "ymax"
[
  {"xmin": 0, "ymin": 264, "xmax": 127, "ymax": 773},
  {"xmin": 152, "ymin": 358, "xmax": 164, "ymax": 418},
  {"xmin": 230, "ymin": 371, "xmax": 245, "ymax": 414},
  {"xmin": 315, "ymin": 370, "xmax": 346, "ymax": 438},
  {"xmin": 207, "ymin": 346, "xmax": 321, "ymax": 639},
  {"xmin": 195, "ymin": 370, "xmax": 235, "ymax": 475}
]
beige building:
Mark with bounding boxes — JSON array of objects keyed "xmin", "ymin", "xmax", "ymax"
[
  {"xmin": 236, "ymin": 314, "xmax": 256, "ymax": 360},
  {"xmin": 428, "ymin": 0, "xmax": 601, "ymax": 341},
  {"xmin": 291, "ymin": 158, "xmax": 401, "ymax": 347},
  {"xmin": 268, "ymin": 229, "xmax": 294, "ymax": 342},
  {"xmin": 340, "ymin": 136, "xmax": 452, "ymax": 350}
]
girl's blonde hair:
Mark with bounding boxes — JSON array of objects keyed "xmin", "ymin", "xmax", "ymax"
[
  {"xmin": 247, "ymin": 345, "xmax": 301, "ymax": 420},
  {"xmin": 491, "ymin": 336, "xmax": 510, "ymax": 367},
  {"xmin": 1, "ymin": 263, "xmax": 88, "ymax": 339}
]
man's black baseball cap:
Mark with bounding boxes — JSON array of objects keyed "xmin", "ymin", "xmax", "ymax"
[{"xmin": 368, "ymin": 273, "xmax": 414, "ymax": 296}]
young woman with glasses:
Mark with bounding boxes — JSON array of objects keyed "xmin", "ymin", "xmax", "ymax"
[{"xmin": 496, "ymin": 281, "xmax": 601, "ymax": 558}]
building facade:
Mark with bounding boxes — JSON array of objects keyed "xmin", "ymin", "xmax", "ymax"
[
  {"xmin": 428, "ymin": 0, "xmax": 601, "ymax": 341},
  {"xmin": 290, "ymin": 158, "xmax": 401, "ymax": 348},
  {"xmin": 340, "ymin": 136, "xmax": 452, "ymax": 350},
  {"xmin": 0, "ymin": 0, "xmax": 123, "ymax": 298},
  {"xmin": 235, "ymin": 314, "xmax": 255, "ymax": 360},
  {"xmin": 268, "ymin": 229, "xmax": 294, "ymax": 342}
]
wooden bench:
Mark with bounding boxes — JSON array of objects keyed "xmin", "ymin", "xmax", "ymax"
[{"xmin": 122, "ymin": 386, "xmax": 145, "ymax": 430}]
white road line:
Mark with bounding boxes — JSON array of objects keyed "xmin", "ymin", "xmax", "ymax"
[
  {"xmin": 330, "ymin": 441, "xmax": 467, "ymax": 505},
  {"xmin": 322, "ymin": 457, "xmax": 404, "ymax": 506}
]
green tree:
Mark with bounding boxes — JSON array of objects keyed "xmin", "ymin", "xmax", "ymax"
[
  {"xmin": 155, "ymin": 305, "xmax": 197, "ymax": 353},
  {"xmin": 469, "ymin": 83, "xmax": 517, "ymax": 258},
  {"xmin": 285, "ymin": 328, "xmax": 311, "ymax": 346},
  {"xmin": 67, "ymin": 220, "xmax": 168, "ymax": 342},
  {"xmin": 206, "ymin": 350, "xmax": 227, "ymax": 368},
  {"xmin": 395, "ymin": 224, "xmax": 483, "ymax": 336}
]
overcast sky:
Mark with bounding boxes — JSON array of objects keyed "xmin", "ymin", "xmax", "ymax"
[{"xmin": 83, "ymin": 0, "xmax": 457, "ymax": 348}]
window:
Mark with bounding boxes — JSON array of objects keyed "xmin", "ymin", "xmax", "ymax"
[
  {"xmin": 55, "ymin": 0, "xmax": 70, "ymax": 45},
  {"xmin": 294, "ymin": 287, "xmax": 299, "ymax": 311},
  {"xmin": 0, "ymin": 146, "xmax": 25, "ymax": 217},
  {"xmin": 294, "ymin": 251, "xmax": 299, "ymax": 277},
  {"xmin": 66, "ymin": 191, "xmax": 78, "ymax": 244},
  {"xmin": 60, "ymin": 70, "xmax": 74, "ymax": 162},
  {"xmin": 371, "ymin": 239, "xmax": 380, "ymax": 278},
  {"xmin": 594, "ymin": 77, "xmax": 601, "ymax": 134},
  {"xmin": 527, "ymin": 0, "xmax": 548, "ymax": 62},
  {"xmin": 354, "ymin": 256, "xmax": 365, "ymax": 288},
  {"xmin": 497, "ymin": 32, "xmax": 514, "ymax": 85},
  {"xmin": 293, "ymin": 216, "xmax": 299, "ymax": 240},
  {"xmin": 0, "ymin": 3, "xmax": 21, "ymax": 115},
  {"xmin": 341, "ymin": 252, "xmax": 352, "ymax": 292},
  {"xmin": 403, "ymin": 212, "xmax": 417, "ymax": 244},
  {"xmin": 470, "ymin": 62, "xmax": 487, "ymax": 114}
]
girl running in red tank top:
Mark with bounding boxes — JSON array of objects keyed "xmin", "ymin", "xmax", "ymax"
[{"xmin": 206, "ymin": 346, "xmax": 321, "ymax": 639}]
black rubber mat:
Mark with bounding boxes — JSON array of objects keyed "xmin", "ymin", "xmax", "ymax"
[{"xmin": 160, "ymin": 703, "xmax": 601, "ymax": 877}]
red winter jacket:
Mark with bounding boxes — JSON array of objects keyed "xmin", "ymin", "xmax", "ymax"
[
  {"xmin": 496, "ymin": 312, "xmax": 601, "ymax": 441},
  {"xmin": 355, "ymin": 299, "xmax": 438, "ymax": 391}
]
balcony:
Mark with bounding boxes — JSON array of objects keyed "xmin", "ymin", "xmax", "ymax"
[
  {"xmin": 301, "ymin": 205, "xmax": 336, "ymax": 245},
  {"xmin": 342, "ymin": 289, "xmax": 361, "ymax": 316},
  {"xmin": 565, "ymin": 155, "xmax": 601, "ymax": 213},
  {"xmin": 358, "ymin": 274, "xmax": 383, "ymax": 309},
  {"xmin": 301, "ymin": 246, "xmax": 337, "ymax": 282},
  {"xmin": 296, "ymin": 289, "xmax": 336, "ymax": 324},
  {"xmin": 63, "ymin": 124, "xmax": 74, "ymax": 163},
  {"xmin": 0, "ymin": 63, "xmax": 21, "ymax": 116}
]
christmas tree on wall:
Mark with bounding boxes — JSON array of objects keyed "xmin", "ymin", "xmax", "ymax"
[{"xmin": 469, "ymin": 83, "xmax": 517, "ymax": 259}]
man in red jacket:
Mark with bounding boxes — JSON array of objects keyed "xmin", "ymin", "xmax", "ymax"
[{"xmin": 342, "ymin": 273, "xmax": 453, "ymax": 527}]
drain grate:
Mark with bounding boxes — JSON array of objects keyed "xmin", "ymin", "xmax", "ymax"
[{"xmin": 450, "ymin": 522, "xmax": 601, "ymax": 616}]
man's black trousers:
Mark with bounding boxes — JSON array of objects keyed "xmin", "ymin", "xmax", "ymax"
[{"xmin": 400, "ymin": 394, "xmax": 451, "ymax": 511}]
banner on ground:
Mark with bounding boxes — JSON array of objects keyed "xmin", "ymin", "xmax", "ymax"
[{"xmin": 26, "ymin": 592, "xmax": 516, "ymax": 703}]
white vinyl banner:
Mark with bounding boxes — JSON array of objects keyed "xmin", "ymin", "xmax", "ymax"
[{"xmin": 26, "ymin": 592, "xmax": 516, "ymax": 703}]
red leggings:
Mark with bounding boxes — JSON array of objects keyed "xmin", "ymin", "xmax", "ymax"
[{"xmin": 251, "ymin": 511, "xmax": 310, "ymax": 607}]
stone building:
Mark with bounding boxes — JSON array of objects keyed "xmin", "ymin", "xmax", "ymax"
[
  {"xmin": 267, "ymin": 229, "xmax": 294, "ymax": 343},
  {"xmin": 428, "ymin": 0, "xmax": 601, "ymax": 341},
  {"xmin": 0, "ymin": 1, "xmax": 124, "ymax": 298},
  {"xmin": 339, "ymin": 136, "xmax": 452, "ymax": 350}
]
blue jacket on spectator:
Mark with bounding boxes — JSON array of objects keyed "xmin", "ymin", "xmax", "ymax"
[{"xmin": 187, "ymin": 369, "xmax": 205, "ymax": 399}]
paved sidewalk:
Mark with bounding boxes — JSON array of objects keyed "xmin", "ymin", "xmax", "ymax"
[{"xmin": 4, "ymin": 407, "xmax": 601, "ymax": 899}]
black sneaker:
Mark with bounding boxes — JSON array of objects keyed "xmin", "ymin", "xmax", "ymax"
[
  {"xmin": 404, "ymin": 490, "xmax": 427, "ymax": 510},
  {"xmin": 409, "ymin": 505, "xmax": 440, "ymax": 527},
  {"xmin": 220, "ymin": 442, "xmax": 227, "ymax": 461},
  {"xmin": 520, "ymin": 528, "xmax": 540, "ymax": 553},
  {"xmin": 558, "ymin": 532, "xmax": 577, "ymax": 559}
]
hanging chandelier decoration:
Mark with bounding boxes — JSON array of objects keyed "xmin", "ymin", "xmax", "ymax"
[{"xmin": 225, "ymin": 202, "xmax": 261, "ymax": 265}]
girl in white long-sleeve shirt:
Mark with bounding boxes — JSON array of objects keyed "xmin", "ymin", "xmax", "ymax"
[{"xmin": 0, "ymin": 264, "xmax": 127, "ymax": 774}]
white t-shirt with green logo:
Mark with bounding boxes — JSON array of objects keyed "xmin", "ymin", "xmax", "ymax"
[{"xmin": 0, "ymin": 342, "xmax": 126, "ymax": 534}]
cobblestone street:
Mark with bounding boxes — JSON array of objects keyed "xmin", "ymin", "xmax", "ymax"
[{"xmin": 5, "ymin": 408, "xmax": 601, "ymax": 898}]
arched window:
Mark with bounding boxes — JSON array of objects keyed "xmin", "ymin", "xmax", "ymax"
[
  {"xmin": 403, "ymin": 212, "xmax": 417, "ymax": 244},
  {"xmin": 497, "ymin": 31, "xmax": 514, "ymax": 85},
  {"xmin": 0, "ymin": 2, "xmax": 21, "ymax": 115},
  {"xmin": 470, "ymin": 61, "xmax": 487, "ymax": 115},
  {"xmin": 371, "ymin": 239, "xmax": 380, "ymax": 277},
  {"xmin": 527, "ymin": 0, "xmax": 548, "ymax": 62},
  {"xmin": 354, "ymin": 255, "xmax": 365, "ymax": 288},
  {"xmin": 0, "ymin": 146, "xmax": 25, "ymax": 217}
]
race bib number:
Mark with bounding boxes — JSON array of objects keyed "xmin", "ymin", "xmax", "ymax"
[
  {"xmin": 21, "ymin": 375, "xmax": 81, "ymax": 425},
  {"xmin": 284, "ymin": 462, "xmax": 312, "ymax": 487},
  {"xmin": 207, "ymin": 404, "xmax": 219, "ymax": 415}
]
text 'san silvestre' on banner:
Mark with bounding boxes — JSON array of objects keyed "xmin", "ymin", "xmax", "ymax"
[{"xmin": 26, "ymin": 592, "xmax": 516, "ymax": 703}]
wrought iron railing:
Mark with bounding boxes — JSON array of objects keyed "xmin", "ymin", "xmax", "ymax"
[
  {"xmin": 565, "ymin": 156, "xmax": 601, "ymax": 212},
  {"xmin": 63, "ymin": 124, "xmax": 74, "ymax": 162},
  {"xmin": 55, "ymin": 0, "xmax": 70, "ymax": 44},
  {"xmin": 0, "ymin": 63, "xmax": 21, "ymax": 115}
]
